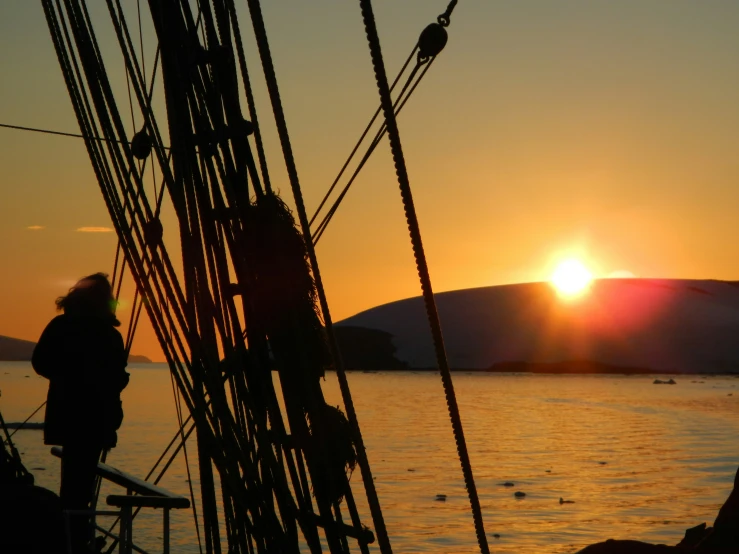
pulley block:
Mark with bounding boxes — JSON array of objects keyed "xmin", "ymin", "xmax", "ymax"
[
  {"xmin": 418, "ymin": 23, "xmax": 448, "ymax": 59},
  {"xmin": 130, "ymin": 129, "xmax": 152, "ymax": 160}
]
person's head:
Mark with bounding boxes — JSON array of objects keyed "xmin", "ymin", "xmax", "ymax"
[{"xmin": 56, "ymin": 273, "xmax": 119, "ymax": 325}]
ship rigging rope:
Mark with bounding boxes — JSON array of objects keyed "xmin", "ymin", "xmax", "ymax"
[
  {"xmin": 0, "ymin": 120, "xmax": 169, "ymax": 150},
  {"xmin": 0, "ymin": 121, "xmax": 141, "ymax": 145},
  {"xmin": 309, "ymin": 44, "xmax": 417, "ymax": 228},
  {"xmin": 37, "ymin": 2, "xmax": 208, "ymax": 546},
  {"xmin": 226, "ymin": 0, "xmax": 273, "ymax": 194},
  {"xmin": 112, "ymin": 0, "xmax": 199, "ymax": 352},
  {"xmin": 0, "ymin": 43, "xmax": 165, "ymax": 148},
  {"xmin": 356, "ymin": 1, "xmax": 491, "ymax": 554},
  {"xmin": 310, "ymin": 0, "xmax": 456, "ymax": 243},
  {"xmin": 92, "ymin": 2, "xmax": 304, "ymax": 548},
  {"xmin": 38, "ymin": 0, "xmax": 466, "ymax": 550},
  {"xmin": 311, "ymin": 61, "xmax": 428, "ymax": 244},
  {"xmin": 170, "ymin": 363, "xmax": 205, "ymax": 554},
  {"xmin": 105, "ymin": 6, "xmax": 204, "ymax": 549},
  {"xmin": 312, "ymin": 57, "xmax": 435, "ymax": 246},
  {"xmin": 6, "ymin": 401, "xmax": 46, "ymax": 440},
  {"xmin": 103, "ymin": 356, "xmax": 262, "ymax": 550},
  {"xmin": 44, "ymin": 2, "xmax": 201, "ymax": 496},
  {"xmin": 243, "ymin": 0, "xmax": 393, "ymax": 552},
  {"xmin": 99, "ymin": 5, "xmax": 280, "ymax": 549},
  {"xmin": 310, "ymin": 55, "xmax": 430, "ymax": 244}
]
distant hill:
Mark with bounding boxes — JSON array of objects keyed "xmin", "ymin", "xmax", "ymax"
[
  {"xmin": 0, "ymin": 335, "xmax": 152, "ymax": 364},
  {"xmin": 335, "ymin": 279, "xmax": 739, "ymax": 373},
  {"xmin": 0, "ymin": 336, "xmax": 36, "ymax": 361}
]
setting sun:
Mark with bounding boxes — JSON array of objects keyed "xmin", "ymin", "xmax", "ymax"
[{"xmin": 551, "ymin": 259, "xmax": 593, "ymax": 297}]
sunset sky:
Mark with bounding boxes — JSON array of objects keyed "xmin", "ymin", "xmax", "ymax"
[{"xmin": 1, "ymin": 1, "xmax": 739, "ymax": 361}]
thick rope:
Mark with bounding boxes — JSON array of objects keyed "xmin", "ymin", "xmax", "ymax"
[
  {"xmin": 356, "ymin": 1, "xmax": 490, "ymax": 553},
  {"xmin": 225, "ymin": 0, "xmax": 272, "ymax": 194}
]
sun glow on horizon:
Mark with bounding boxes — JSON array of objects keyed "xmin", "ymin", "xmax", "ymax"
[{"xmin": 551, "ymin": 259, "xmax": 593, "ymax": 298}]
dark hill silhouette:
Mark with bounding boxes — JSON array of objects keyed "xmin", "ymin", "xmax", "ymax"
[
  {"xmin": 0, "ymin": 335, "xmax": 36, "ymax": 361},
  {"xmin": 335, "ymin": 279, "xmax": 739, "ymax": 373},
  {"xmin": 127, "ymin": 354, "xmax": 153, "ymax": 363},
  {"xmin": 0, "ymin": 335, "xmax": 152, "ymax": 364}
]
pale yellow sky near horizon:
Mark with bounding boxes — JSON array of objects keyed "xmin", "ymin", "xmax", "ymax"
[{"xmin": 2, "ymin": 1, "xmax": 739, "ymax": 361}]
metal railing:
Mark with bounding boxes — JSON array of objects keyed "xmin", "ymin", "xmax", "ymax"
[{"xmin": 51, "ymin": 447, "xmax": 190, "ymax": 554}]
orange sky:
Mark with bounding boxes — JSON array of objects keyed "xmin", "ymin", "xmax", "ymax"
[{"xmin": 2, "ymin": 2, "xmax": 739, "ymax": 361}]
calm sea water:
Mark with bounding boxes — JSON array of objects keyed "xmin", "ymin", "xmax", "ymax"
[{"xmin": 2, "ymin": 362, "xmax": 739, "ymax": 553}]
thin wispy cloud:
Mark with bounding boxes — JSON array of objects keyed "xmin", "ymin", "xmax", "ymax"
[
  {"xmin": 27, "ymin": 225, "xmax": 45, "ymax": 230},
  {"xmin": 76, "ymin": 226, "xmax": 114, "ymax": 233}
]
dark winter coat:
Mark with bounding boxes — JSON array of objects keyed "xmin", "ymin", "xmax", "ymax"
[{"xmin": 32, "ymin": 314, "xmax": 129, "ymax": 448}]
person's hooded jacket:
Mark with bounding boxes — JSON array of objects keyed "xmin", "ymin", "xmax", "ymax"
[{"xmin": 32, "ymin": 313, "xmax": 129, "ymax": 448}]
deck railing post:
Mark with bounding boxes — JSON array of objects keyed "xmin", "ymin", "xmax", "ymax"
[
  {"xmin": 51, "ymin": 447, "xmax": 189, "ymax": 554},
  {"xmin": 163, "ymin": 507, "xmax": 170, "ymax": 554},
  {"xmin": 120, "ymin": 504, "xmax": 132, "ymax": 554}
]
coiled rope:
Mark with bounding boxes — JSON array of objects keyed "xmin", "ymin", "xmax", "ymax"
[
  {"xmin": 356, "ymin": 1, "xmax": 490, "ymax": 553},
  {"xmin": 243, "ymin": 0, "xmax": 392, "ymax": 551}
]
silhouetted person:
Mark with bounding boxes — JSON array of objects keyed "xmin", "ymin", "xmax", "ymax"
[{"xmin": 32, "ymin": 273, "xmax": 129, "ymax": 554}]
